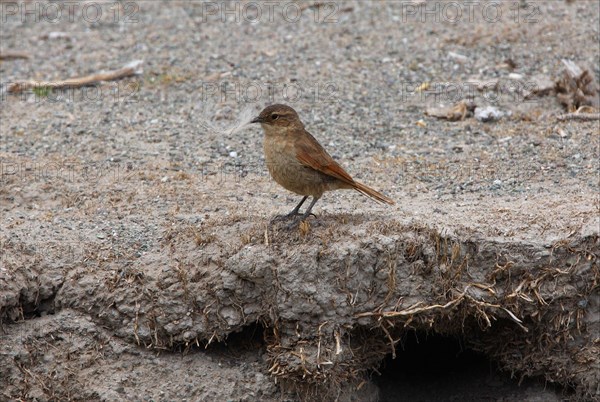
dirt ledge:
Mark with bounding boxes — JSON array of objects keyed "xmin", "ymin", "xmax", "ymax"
[{"xmin": 3, "ymin": 212, "xmax": 597, "ymax": 400}]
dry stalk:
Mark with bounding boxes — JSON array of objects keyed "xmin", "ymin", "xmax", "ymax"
[
  {"xmin": 7, "ymin": 60, "xmax": 143, "ymax": 93},
  {"xmin": 356, "ymin": 286, "xmax": 528, "ymax": 331},
  {"xmin": 0, "ymin": 51, "xmax": 30, "ymax": 60},
  {"xmin": 380, "ymin": 320, "xmax": 397, "ymax": 359}
]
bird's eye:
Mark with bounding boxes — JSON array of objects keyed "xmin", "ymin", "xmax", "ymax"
[{"xmin": 272, "ymin": 114, "xmax": 279, "ymax": 120}]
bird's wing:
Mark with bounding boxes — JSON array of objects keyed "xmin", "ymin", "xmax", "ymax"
[{"xmin": 294, "ymin": 130, "xmax": 355, "ymax": 185}]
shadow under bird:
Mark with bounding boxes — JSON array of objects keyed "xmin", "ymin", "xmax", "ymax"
[{"xmin": 251, "ymin": 104, "xmax": 394, "ymax": 220}]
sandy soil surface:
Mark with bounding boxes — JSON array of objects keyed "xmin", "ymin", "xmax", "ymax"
[{"xmin": 1, "ymin": 1, "xmax": 599, "ymax": 401}]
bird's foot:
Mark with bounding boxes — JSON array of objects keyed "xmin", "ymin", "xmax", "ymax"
[
  {"xmin": 270, "ymin": 211, "xmax": 316, "ymax": 223},
  {"xmin": 270, "ymin": 212, "xmax": 317, "ymax": 230},
  {"xmin": 284, "ymin": 219, "xmax": 300, "ymax": 230},
  {"xmin": 288, "ymin": 212, "xmax": 319, "ymax": 229},
  {"xmin": 270, "ymin": 213, "xmax": 300, "ymax": 223},
  {"xmin": 284, "ymin": 217, "xmax": 314, "ymax": 231}
]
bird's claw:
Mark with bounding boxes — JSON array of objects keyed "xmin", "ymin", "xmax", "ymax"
[
  {"xmin": 284, "ymin": 216, "xmax": 312, "ymax": 230},
  {"xmin": 270, "ymin": 213, "xmax": 299, "ymax": 223},
  {"xmin": 284, "ymin": 220, "xmax": 300, "ymax": 230},
  {"xmin": 270, "ymin": 212, "xmax": 316, "ymax": 223},
  {"xmin": 270, "ymin": 212, "xmax": 317, "ymax": 229}
]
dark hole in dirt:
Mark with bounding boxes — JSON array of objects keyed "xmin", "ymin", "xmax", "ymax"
[
  {"xmin": 173, "ymin": 322, "xmax": 267, "ymax": 359},
  {"xmin": 374, "ymin": 330, "xmax": 569, "ymax": 402},
  {"xmin": 214, "ymin": 322, "xmax": 266, "ymax": 351},
  {"xmin": 17, "ymin": 294, "xmax": 56, "ymax": 320},
  {"xmin": 202, "ymin": 322, "xmax": 268, "ymax": 367}
]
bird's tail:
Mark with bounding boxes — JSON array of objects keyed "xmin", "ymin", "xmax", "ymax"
[{"xmin": 352, "ymin": 181, "xmax": 395, "ymax": 205}]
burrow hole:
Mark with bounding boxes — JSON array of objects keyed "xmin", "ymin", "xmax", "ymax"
[{"xmin": 374, "ymin": 330, "xmax": 570, "ymax": 401}]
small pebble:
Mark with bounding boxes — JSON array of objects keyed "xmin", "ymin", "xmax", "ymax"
[{"xmin": 475, "ymin": 106, "xmax": 504, "ymax": 122}]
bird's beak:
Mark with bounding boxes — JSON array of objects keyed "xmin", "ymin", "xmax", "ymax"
[{"xmin": 250, "ymin": 116, "xmax": 263, "ymax": 124}]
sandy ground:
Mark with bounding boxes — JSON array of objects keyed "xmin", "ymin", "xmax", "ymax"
[{"xmin": 1, "ymin": 1, "xmax": 599, "ymax": 401}]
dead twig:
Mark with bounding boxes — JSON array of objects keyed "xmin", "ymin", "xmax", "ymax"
[
  {"xmin": 355, "ymin": 295, "xmax": 465, "ymax": 318},
  {"xmin": 7, "ymin": 60, "xmax": 143, "ymax": 93},
  {"xmin": 0, "ymin": 51, "xmax": 30, "ymax": 60},
  {"xmin": 380, "ymin": 321, "xmax": 397, "ymax": 359},
  {"xmin": 355, "ymin": 286, "xmax": 528, "ymax": 331}
]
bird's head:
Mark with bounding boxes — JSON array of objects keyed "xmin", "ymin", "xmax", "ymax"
[{"xmin": 251, "ymin": 104, "xmax": 302, "ymax": 129}]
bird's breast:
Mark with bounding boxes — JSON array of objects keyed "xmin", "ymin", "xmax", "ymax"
[{"xmin": 263, "ymin": 135, "xmax": 326, "ymax": 197}]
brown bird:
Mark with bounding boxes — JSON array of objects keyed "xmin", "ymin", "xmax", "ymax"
[{"xmin": 251, "ymin": 104, "xmax": 394, "ymax": 220}]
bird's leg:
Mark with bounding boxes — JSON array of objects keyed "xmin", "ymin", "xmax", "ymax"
[
  {"xmin": 281, "ymin": 197, "xmax": 319, "ymax": 229},
  {"xmin": 300, "ymin": 197, "xmax": 320, "ymax": 220},
  {"xmin": 271, "ymin": 196, "xmax": 308, "ymax": 223},
  {"xmin": 286, "ymin": 196, "xmax": 308, "ymax": 217}
]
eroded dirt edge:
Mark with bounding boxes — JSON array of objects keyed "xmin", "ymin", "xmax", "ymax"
[{"xmin": 1, "ymin": 216, "xmax": 599, "ymax": 400}]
